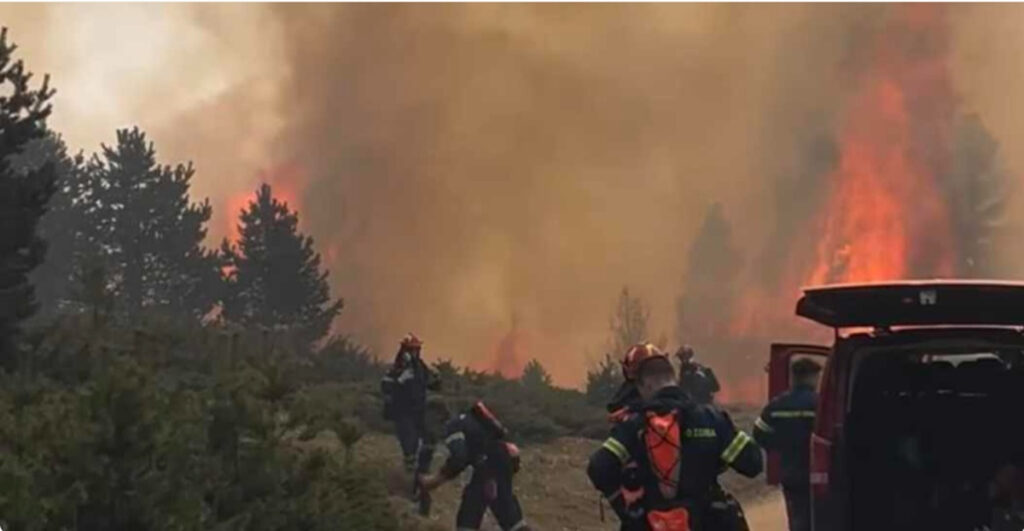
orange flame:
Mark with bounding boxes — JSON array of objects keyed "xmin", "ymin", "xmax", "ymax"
[
  {"xmin": 223, "ymin": 162, "xmax": 308, "ymax": 244},
  {"xmin": 719, "ymin": 7, "xmax": 961, "ymax": 403},
  {"xmin": 808, "ymin": 8, "xmax": 956, "ymax": 285}
]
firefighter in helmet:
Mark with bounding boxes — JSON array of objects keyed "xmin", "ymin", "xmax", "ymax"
[
  {"xmin": 676, "ymin": 345, "xmax": 721, "ymax": 406},
  {"xmin": 752, "ymin": 357, "xmax": 821, "ymax": 531},
  {"xmin": 417, "ymin": 399, "xmax": 532, "ymax": 531},
  {"xmin": 380, "ymin": 333, "xmax": 440, "ymax": 472},
  {"xmin": 588, "ymin": 343, "xmax": 763, "ymax": 530}
]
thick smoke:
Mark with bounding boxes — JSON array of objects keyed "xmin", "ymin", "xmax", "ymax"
[
  {"xmin": 265, "ymin": 5, "xmax": 877, "ymax": 383},
  {"xmin": 3, "ymin": 5, "xmax": 1023, "ymax": 387}
]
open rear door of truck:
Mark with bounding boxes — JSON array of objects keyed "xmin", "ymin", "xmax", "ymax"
[{"xmin": 765, "ymin": 343, "xmax": 830, "ymax": 485}]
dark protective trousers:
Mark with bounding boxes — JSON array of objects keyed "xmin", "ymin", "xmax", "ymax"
[
  {"xmin": 455, "ymin": 468, "xmax": 528, "ymax": 531},
  {"xmin": 783, "ymin": 485, "xmax": 811, "ymax": 531},
  {"xmin": 394, "ymin": 413, "xmax": 427, "ymax": 471}
]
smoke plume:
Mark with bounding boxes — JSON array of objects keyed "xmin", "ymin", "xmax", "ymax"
[{"xmin": 3, "ymin": 4, "xmax": 1023, "ymax": 389}]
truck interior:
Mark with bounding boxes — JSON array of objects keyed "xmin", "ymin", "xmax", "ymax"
[{"xmin": 845, "ymin": 340, "xmax": 1024, "ymax": 530}]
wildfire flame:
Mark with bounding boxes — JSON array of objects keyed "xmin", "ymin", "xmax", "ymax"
[
  {"xmin": 808, "ymin": 6, "xmax": 956, "ymax": 286},
  {"xmin": 720, "ymin": 6, "xmax": 966, "ymax": 402},
  {"xmin": 223, "ymin": 162, "xmax": 308, "ymax": 244}
]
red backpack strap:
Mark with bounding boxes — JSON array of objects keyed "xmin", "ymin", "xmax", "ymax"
[
  {"xmin": 643, "ymin": 409, "xmax": 683, "ymax": 500},
  {"xmin": 472, "ymin": 401, "xmax": 509, "ymax": 439}
]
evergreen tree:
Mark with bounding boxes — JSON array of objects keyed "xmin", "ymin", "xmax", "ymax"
[
  {"xmin": 222, "ymin": 183, "xmax": 342, "ymax": 344},
  {"xmin": 941, "ymin": 114, "xmax": 1009, "ymax": 278},
  {"xmin": 84, "ymin": 127, "xmax": 221, "ymax": 321},
  {"xmin": 520, "ymin": 358, "xmax": 553, "ymax": 390},
  {"xmin": 585, "ymin": 352, "xmax": 620, "ymax": 407},
  {"xmin": 0, "ymin": 27, "xmax": 57, "ymax": 357},
  {"xmin": 675, "ymin": 203, "xmax": 741, "ymax": 350},
  {"xmin": 7, "ymin": 132, "xmax": 88, "ymax": 316}
]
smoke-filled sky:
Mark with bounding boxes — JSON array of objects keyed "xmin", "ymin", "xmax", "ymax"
[{"xmin": 4, "ymin": 4, "xmax": 1024, "ymax": 387}]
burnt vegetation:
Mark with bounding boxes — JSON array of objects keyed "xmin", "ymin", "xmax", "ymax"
[{"xmin": 0, "ymin": 28, "xmax": 615, "ymax": 529}]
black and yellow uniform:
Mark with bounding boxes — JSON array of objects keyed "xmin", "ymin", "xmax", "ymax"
[
  {"xmin": 588, "ymin": 386, "xmax": 763, "ymax": 530},
  {"xmin": 381, "ymin": 347, "xmax": 440, "ymax": 471},
  {"xmin": 678, "ymin": 362, "xmax": 721, "ymax": 406},
  {"xmin": 439, "ymin": 403, "xmax": 530, "ymax": 531},
  {"xmin": 752, "ymin": 383, "xmax": 817, "ymax": 531}
]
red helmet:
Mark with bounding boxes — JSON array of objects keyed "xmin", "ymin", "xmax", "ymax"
[
  {"xmin": 400, "ymin": 333, "xmax": 423, "ymax": 349},
  {"xmin": 622, "ymin": 342, "xmax": 667, "ymax": 381}
]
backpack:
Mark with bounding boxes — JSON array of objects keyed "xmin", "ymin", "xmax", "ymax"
[
  {"xmin": 469, "ymin": 402, "xmax": 521, "ymax": 475},
  {"xmin": 638, "ymin": 408, "xmax": 694, "ymax": 530},
  {"xmin": 469, "ymin": 401, "xmax": 508, "ymax": 440},
  {"xmin": 643, "ymin": 409, "xmax": 684, "ymax": 500}
]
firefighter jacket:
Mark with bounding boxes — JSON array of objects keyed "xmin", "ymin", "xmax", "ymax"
[
  {"xmin": 439, "ymin": 404, "xmax": 516, "ymax": 480},
  {"xmin": 678, "ymin": 362, "xmax": 721, "ymax": 405},
  {"xmin": 752, "ymin": 383, "xmax": 817, "ymax": 488},
  {"xmin": 380, "ymin": 350, "xmax": 439, "ymax": 415},
  {"xmin": 587, "ymin": 386, "xmax": 763, "ymax": 518}
]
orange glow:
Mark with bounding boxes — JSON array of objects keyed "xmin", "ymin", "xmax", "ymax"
[
  {"xmin": 485, "ymin": 320, "xmax": 528, "ymax": 378},
  {"xmin": 719, "ymin": 7, "xmax": 960, "ymax": 404},
  {"xmin": 223, "ymin": 162, "xmax": 308, "ymax": 243}
]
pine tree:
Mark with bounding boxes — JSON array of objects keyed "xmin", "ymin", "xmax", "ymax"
[
  {"xmin": 675, "ymin": 203, "xmax": 741, "ymax": 350},
  {"xmin": 585, "ymin": 352, "xmax": 620, "ymax": 406},
  {"xmin": 941, "ymin": 114, "xmax": 1009, "ymax": 278},
  {"xmin": 7, "ymin": 132, "xmax": 88, "ymax": 316},
  {"xmin": 0, "ymin": 27, "xmax": 57, "ymax": 357},
  {"xmin": 520, "ymin": 358, "xmax": 553, "ymax": 390},
  {"xmin": 222, "ymin": 183, "xmax": 342, "ymax": 344},
  {"xmin": 84, "ymin": 127, "xmax": 221, "ymax": 321}
]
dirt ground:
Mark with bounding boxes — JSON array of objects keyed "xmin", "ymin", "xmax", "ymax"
[{"xmin": 349, "ymin": 432, "xmax": 787, "ymax": 531}]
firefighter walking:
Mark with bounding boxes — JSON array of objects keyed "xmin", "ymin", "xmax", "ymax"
[
  {"xmin": 587, "ymin": 343, "xmax": 763, "ymax": 530},
  {"xmin": 380, "ymin": 333, "xmax": 440, "ymax": 472},
  {"xmin": 417, "ymin": 399, "xmax": 532, "ymax": 531},
  {"xmin": 752, "ymin": 357, "xmax": 821, "ymax": 531}
]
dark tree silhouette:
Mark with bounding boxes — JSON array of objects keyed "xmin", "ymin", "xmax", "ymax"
[
  {"xmin": 7, "ymin": 132, "xmax": 88, "ymax": 317},
  {"xmin": 84, "ymin": 127, "xmax": 221, "ymax": 320},
  {"xmin": 520, "ymin": 358, "xmax": 553, "ymax": 390},
  {"xmin": 941, "ymin": 114, "xmax": 1010, "ymax": 278},
  {"xmin": 675, "ymin": 203, "xmax": 741, "ymax": 350},
  {"xmin": 222, "ymin": 183, "xmax": 342, "ymax": 344},
  {"xmin": 0, "ymin": 27, "xmax": 57, "ymax": 357}
]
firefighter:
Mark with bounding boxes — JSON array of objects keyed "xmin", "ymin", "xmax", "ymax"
[
  {"xmin": 417, "ymin": 399, "xmax": 532, "ymax": 531},
  {"xmin": 674, "ymin": 346, "xmax": 748, "ymax": 530},
  {"xmin": 606, "ymin": 345, "xmax": 645, "ymax": 423},
  {"xmin": 752, "ymin": 357, "xmax": 821, "ymax": 531},
  {"xmin": 380, "ymin": 333, "xmax": 440, "ymax": 472},
  {"xmin": 588, "ymin": 345, "xmax": 763, "ymax": 530},
  {"xmin": 676, "ymin": 345, "xmax": 721, "ymax": 406}
]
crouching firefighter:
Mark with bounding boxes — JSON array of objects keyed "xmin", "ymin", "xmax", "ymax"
[
  {"xmin": 417, "ymin": 400, "xmax": 532, "ymax": 531},
  {"xmin": 587, "ymin": 346, "xmax": 763, "ymax": 530},
  {"xmin": 380, "ymin": 333, "xmax": 441, "ymax": 472}
]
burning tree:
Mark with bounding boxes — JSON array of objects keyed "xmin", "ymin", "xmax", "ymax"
[
  {"xmin": 0, "ymin": 27, "xmax": 57, "ymax": 360},
  {"xmin": 221, "ymin": 183, "xmax": 343, "ymax": 344}
]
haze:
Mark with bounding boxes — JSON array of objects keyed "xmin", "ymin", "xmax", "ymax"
[{"xmin": 4, "ymin": 4, "xmax": 1024, "ymax": 388}]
